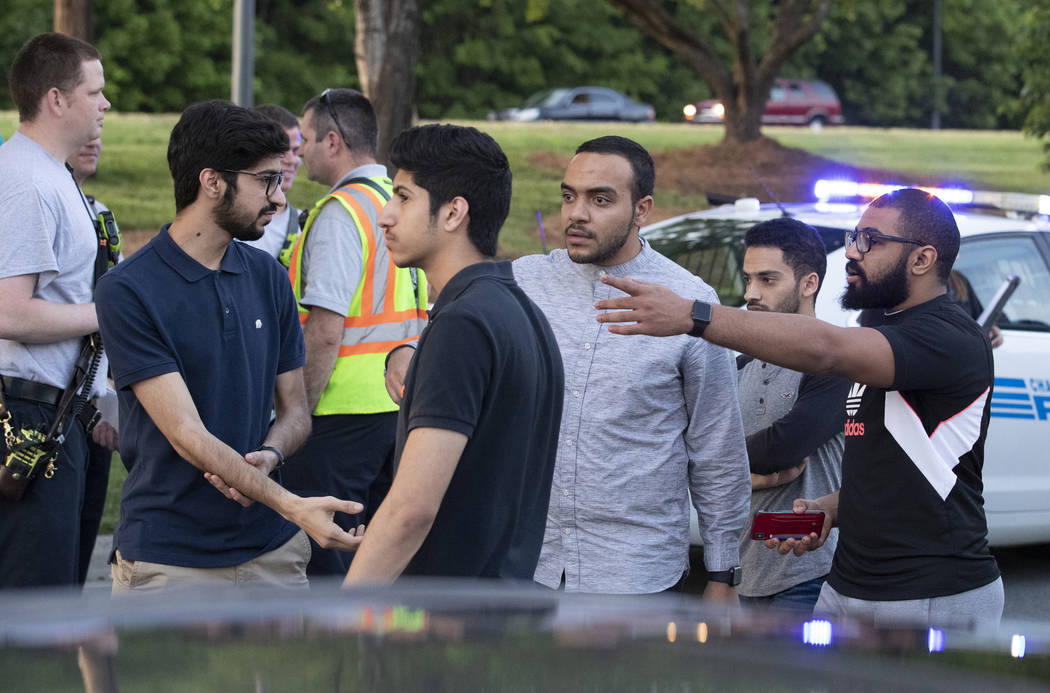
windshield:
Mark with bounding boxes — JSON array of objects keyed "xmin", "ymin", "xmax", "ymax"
[{"xmin": 524, "ymin": 89, "xmax": 570, "ymax": 107}]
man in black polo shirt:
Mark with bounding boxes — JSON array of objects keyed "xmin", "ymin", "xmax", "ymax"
[
  {"xmin": 592, "ymin": 188, "xmax": 1002, "ymax": 628},
  {"xmin": 343, "ymin": 124, "xmax": 563, "ymax": 583}
]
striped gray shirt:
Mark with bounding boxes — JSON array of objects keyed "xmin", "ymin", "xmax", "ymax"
[{"xmin": 513, "ymin": 240, "xmax": 750, "ymax": 593}]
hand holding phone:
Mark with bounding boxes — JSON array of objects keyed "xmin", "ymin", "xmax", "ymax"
[{"xmin": 750, "ymin": 510, "xmax": 825, "ymax": 540}]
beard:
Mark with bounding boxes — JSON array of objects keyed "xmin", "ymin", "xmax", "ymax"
[
  {"xmin": 566, "ymin": 216, "xmax": 635, "ymax": 265},
  {"xmin": 214, "ymin": 187, "xmax": 275, "ymax": 242},
  {"xmin": 840, "ymin": 251, "xmax": 910, "ymax": 310},
  {"xmin": 747, "ymin": 289, "xmax": 801, "ymax": 315}
]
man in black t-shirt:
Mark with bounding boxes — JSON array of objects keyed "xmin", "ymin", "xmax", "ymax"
[
  {"xmin": 342, "ymin": 125, "xmax": 563, "ymax": 584},
  {"xmin": 590, "ymin": 188, "xmax": 1003, "ymax": 628}
]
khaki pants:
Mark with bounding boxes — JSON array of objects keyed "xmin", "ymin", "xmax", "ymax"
[{"xmin": 111, "ymin": 530, "xmax": 311, "ymax": 594}]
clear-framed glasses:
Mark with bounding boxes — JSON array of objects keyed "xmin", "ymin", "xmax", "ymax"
[
  {"xmin": 222, "ymin": 169, "xmax": 284, "ymax": 197},
  {"xmin": 319, "ymin": 88, "xmax": 353, "ymax": 149},
  {"xmin": 845, "ymin": 228, "xmax": 925, "ymax": 254}
]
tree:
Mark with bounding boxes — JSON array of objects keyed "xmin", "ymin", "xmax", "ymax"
[
  {"xmin": 605, "ymin": 0, "xmax": 830, "ymax": 143},
  {"xmin": 416, "ymin": 0, "xmax": 707, "ymax": 121},
  {"xmin": 353, "ymin": 0, "xmax": 420, "ymax": 167},
  {"xmin": 1014, "ymin": 3, "xmax": 1050, "ymax": 169}
]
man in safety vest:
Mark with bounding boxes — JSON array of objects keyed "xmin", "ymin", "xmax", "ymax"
[{"xmin": 283, "ymin": 88, "xmax": 427, "ymax": 578}]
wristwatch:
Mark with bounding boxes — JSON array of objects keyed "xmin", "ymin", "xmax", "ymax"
[
  {"xmin": 707, "ymin": 566, "xmax": 742, "ymax": 586},
  {"xmin": 256, "ymin": 445, "xmax": 286, "ymax": 471},
  {"xmin": 688, "ymin": 300, "xmax": 713, "ymax": 338}
]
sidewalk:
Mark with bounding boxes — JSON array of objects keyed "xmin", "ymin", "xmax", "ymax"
[{"xmin": 85, "ymin": 534, "xmax": 113, "ymax": 592}]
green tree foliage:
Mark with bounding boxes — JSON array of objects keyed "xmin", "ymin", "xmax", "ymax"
[
  {"xmin": 789, "ymin": 0, "xmax": 1024, "ymax": 129},
  {"xmin": 0, "ymin": 0, "xmax": 1033, "ymax": 132},
  {"xmin": 416, "ymin": 0, "xmax": 709, "ymax": 120},
  {"xmin": 1013, "ymin": 4, "xmax": 1050, "ymax": 168},
  {"xmin": 0, "ymin": 0, "xmax": 53, "ymax": 113},
  {"xmin": 94, "ymin": 0, "xmax": 232, "ymax": 111}
]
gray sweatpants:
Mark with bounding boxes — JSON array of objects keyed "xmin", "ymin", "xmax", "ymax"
[{"xmin": 814, "ymin": 577, "xmax": 1004, "ymax": 630}]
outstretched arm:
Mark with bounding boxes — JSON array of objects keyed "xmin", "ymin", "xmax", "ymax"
[
  {"xmin": 344, "ymin": 427, "xmax": 466, "ymax": 585},
  {"xmin": 594, "ymin": 274, "xmax": 896, "ymax": 388}
]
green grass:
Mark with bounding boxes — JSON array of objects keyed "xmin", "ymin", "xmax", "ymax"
[
  {"xmin": 5, "ymin": 112, "xmax": 1049, "ymax": 258},
  {"xmin": 100, "ymin": 456, "xmax": 128, "ymax": 535}
]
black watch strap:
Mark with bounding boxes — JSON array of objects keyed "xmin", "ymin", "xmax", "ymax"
[
  {"xmin": 688, "ymin": 300, "xmax": 713, "ymax": 338},
  {"xmin": 707, "ymin": 566, "xmax": 741, "ymax": 586},
  {"xmin": 257, "ymin": 445, "xmax": 286, "ymax": 471}
]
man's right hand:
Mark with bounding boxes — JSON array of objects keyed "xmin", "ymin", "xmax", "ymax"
[
  {"xmin": 384, "ymin": 345, "xmax": 415, "ymax": 404},
  {"xmin": 763, "ymin": 496, "xmax": 835, "ymax": 557},
  {"xmin": 289, "ymin": 496, "xmax": 366, "ymax": 551}
]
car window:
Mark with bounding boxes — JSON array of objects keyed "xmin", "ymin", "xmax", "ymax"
[
  {"xmin": 788, "ymin": 84, "xmax": 807, "ymax": 101},
  {"xmin": 589, "ymin": 91, "xmax": 618, "ymax": 104},
  {"xmin": 645, "ymin": 219, "xmax": 848, "ymax": 307},
  {"xmin": 809, "ymin": 82, "xmax": 837, "ymax": 101},
  {"xmin": 645, "ymin": 218, "xmax": 748, "ymax": 305},
  {"xmin": 525, "ymin": 89, "xmax": 567, "ymax": 107},
  {"xmin": 768, "ymin": 86, "xmax": 786, "ymax": 102},
  {"xmin": 954, "ymin": 235, "xmax": 1050, "ymax": 331},
  {"xmin": 571, "ymin": 92, "xmax": 590, "ymax": 105}
]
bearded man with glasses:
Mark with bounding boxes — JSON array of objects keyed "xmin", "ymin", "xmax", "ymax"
[
  {"xmin": 283, "ymin": 88, "xmax": 427, "ymax": 581},
  {"xmin": 591, "ymin": 188, "xmax": 1003, "ymax": 628},
  {"xmin": 95, "ymin": 101, "xmax": 366, "ymax": 593}
]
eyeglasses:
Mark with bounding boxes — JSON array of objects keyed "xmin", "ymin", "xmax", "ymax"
[
  {"xmin": 222, "ymin": 169, "xmax": 284, "ymax": 197},
  {"xmin": 845, "ymin": 228, "xmax": 925, "ymax": 254},
  {"xmin": 319, "ymin": 88, "xmax": 353, "ymax": 150}
]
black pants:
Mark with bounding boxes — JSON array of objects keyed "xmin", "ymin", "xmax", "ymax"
[
  {"xmin": 281, "ymin": 411, "xmax": 396, "ymax": 578},
  {"xmin": 77, "ymin": 440, "xmax": 112, "ymax": 585},
  {"xmin": 0, "ymin": 397, "xmax": 89, "ymax": 588}
]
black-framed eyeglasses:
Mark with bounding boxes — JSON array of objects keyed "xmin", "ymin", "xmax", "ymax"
[
  {"xmin": 845, "ymin": 228, "xmax": 925, "ymax": 254},
  {"xmin": 222, "ymin": 169, "xmax": 284, "ymax": 197},
  {"xmin": 319, "ymin": 88, "xmax": 353, "ymax": 150}
]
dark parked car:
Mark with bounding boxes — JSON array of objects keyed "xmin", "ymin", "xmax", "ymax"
[
  {"xmin": 488, "ymin": 86, "xmax": 655, "ymax": 123},
  {"xmin": 683, "ymin": 78, "xmax": 844, "ymax": 128}
]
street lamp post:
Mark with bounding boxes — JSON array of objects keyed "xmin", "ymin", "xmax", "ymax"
[{"xmin": 231, "ymin": 0, "xmax": 255, "ymax": 107}]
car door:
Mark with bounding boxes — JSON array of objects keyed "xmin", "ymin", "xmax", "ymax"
[
  {"xmin": 952, "ymin": 232, "xmax": 1050, "ymax": 544},
  {"xmin": 587, "ymin": 89, "xmax": 622, "ymax": 120}
]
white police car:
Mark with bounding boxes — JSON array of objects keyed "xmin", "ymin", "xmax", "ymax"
[{"xmin": 644, "ymin": 181, "xmax": 1050, "ymax": 547}]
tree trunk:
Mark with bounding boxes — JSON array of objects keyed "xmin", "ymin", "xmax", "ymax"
[
  {"xmin": 605, "ymin": 0, "xmax": 830, "ymax": 144},
  {"xmin": 54, "ymin": 0, "xmax": 93, "ymax": 41},
  {"xmin": 354, "ymin": 0, "xmax": 421, "ymax": 169}
]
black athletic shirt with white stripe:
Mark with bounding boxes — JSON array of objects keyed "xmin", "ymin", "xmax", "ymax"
[{"xmin": 829, "ymin": 293, "xmax": 1001, "ymax": 601}]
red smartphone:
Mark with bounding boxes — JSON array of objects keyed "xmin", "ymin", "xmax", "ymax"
[{"xmin": 749, "ymin": 511, "xmax": 825, "ymax": 540}]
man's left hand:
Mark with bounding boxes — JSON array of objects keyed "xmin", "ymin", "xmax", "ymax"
[
  {"xmin": 594, "ymin": 275, "xmax": 694, "ymax": 336},
  {"xmin": 90, "ymin": 421, "xmax": 119, "ymax": 451}
]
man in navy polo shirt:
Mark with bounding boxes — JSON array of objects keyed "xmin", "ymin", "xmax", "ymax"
[
  {"xmin": 96, "ymin": 101, "xmax": 365, "ymax": 592},
  {"xmin": 343, "ymin": 124, "xmax": 563, "ymax": 583}
]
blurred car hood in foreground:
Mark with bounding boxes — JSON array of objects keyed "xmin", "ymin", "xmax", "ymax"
[{"xmin": 2, "ymin": 580, "xmax": 1049, "ymax": 692}]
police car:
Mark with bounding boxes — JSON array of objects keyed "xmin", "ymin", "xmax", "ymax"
[{"xmin": 644, "ymin": 181, "xmax": 1050, "ymax": 547}]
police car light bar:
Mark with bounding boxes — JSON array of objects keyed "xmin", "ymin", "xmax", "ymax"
[
  {"xmin": 815, "ymin": 179, "xmax": 1050, "ymax": 216},
  {"xmin": 814, "ymin": 179, "xmax": 973, "ymax": 205}
]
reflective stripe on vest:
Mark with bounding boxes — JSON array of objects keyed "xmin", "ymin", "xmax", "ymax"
[{"xmin": 289, "ymin": 176, "xmax": 427, "ymax": 415}]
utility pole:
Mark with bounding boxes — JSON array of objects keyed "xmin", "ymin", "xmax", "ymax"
[
  {"xmin": 54, "ymin": 0, "xmax": 93, "ymax": 40},
  {"xmin": 931, "ymin": 0, "xmax": 942, "ymax": 130},
  {"xmin": 231, "ymin": 0, "xmax": 255, "ymax": 107}
]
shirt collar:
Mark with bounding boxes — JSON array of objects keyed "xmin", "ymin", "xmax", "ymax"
[
  {"xmin": 429, "ymin": 261, "xmax": 511, "ymax": 319},
  {"xmin": 331, "ymin": 163, "xmax": 389, "ymax": 191},
  {"xmin": 153, "ymin": 224, "xmax": 248, "ymax": 282}
]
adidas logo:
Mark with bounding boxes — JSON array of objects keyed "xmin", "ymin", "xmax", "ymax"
[{"xmin": 846, "ymin": 382, "xmax": 866, "ymax": 417}]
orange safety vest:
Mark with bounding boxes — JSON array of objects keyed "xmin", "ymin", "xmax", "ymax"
[{"xmin": 288, "ymin": 176, "xmax": 427, "ymax": 414}]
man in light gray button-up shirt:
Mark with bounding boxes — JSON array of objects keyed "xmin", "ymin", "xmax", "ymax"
[{"xmin": 512, "ymin": 136, "xmax": 750, "ymax": 597}]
